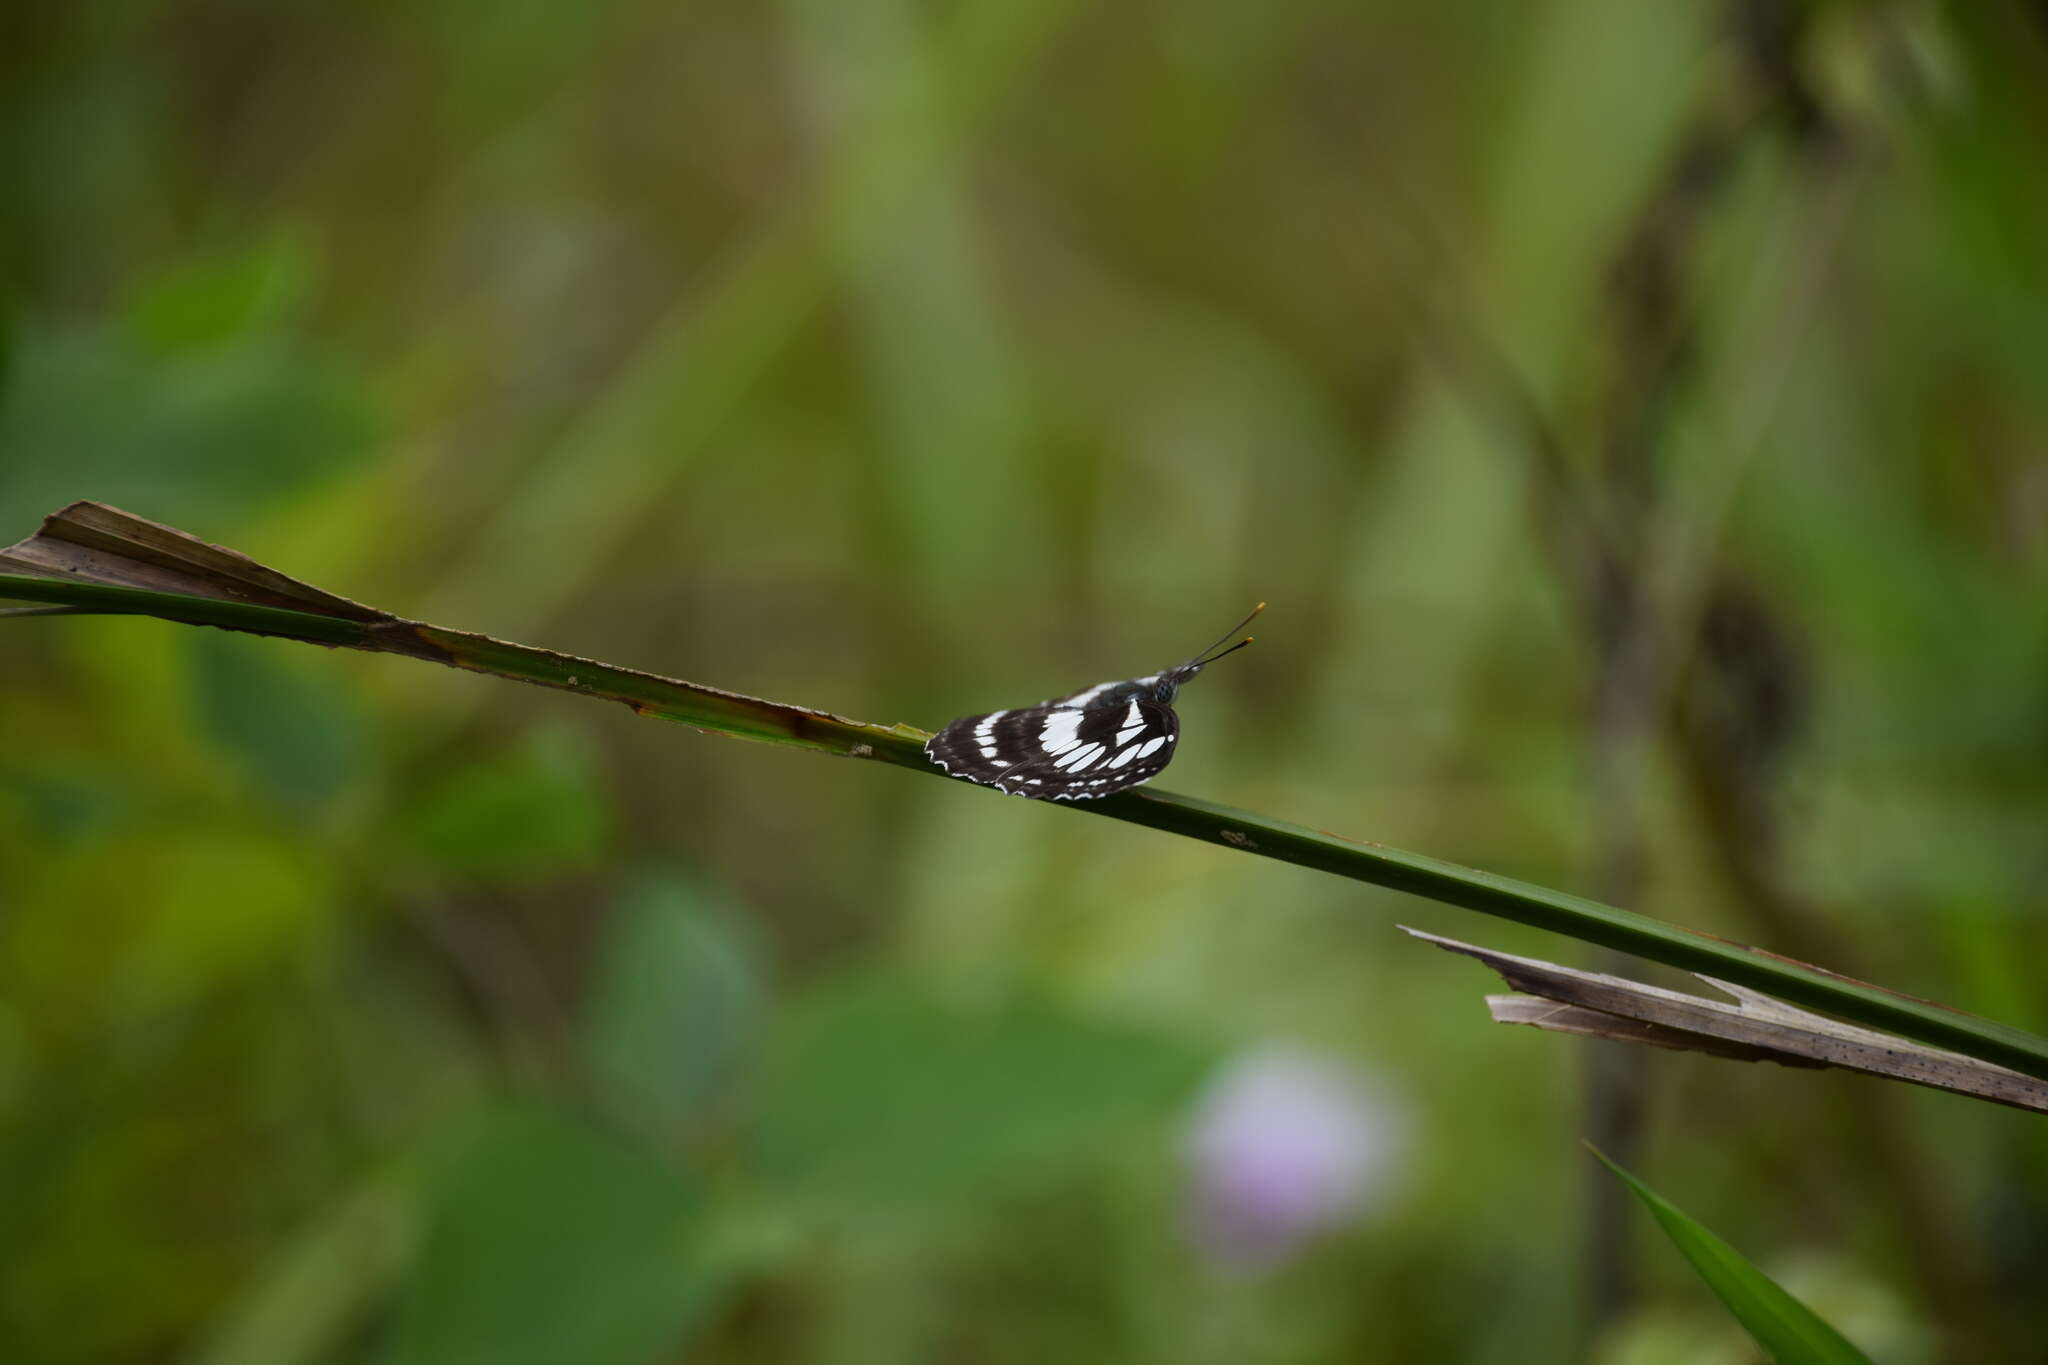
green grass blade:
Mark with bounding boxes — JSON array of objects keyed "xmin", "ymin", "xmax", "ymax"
[
  {"xmin": 0, "ymin": 575, "xmax": 368, "ymax": 641},
  {"xmin": 8, "ymin": 502, "xmax": 2048, "ymax": 1084},
  {"xmin": 1589, "ymin": 1147, "xmax": 1876, "ymax": 1365}
]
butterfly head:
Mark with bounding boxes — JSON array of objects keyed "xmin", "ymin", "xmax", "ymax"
[{"xmin": 1149, "ymin": 661, "xmax": 1205, "ymax": 702}]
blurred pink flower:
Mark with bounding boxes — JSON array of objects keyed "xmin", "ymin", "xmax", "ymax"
[{"xmin": 1181, "ymin": 1044, "xmax": 1408, "ymax": 1273}]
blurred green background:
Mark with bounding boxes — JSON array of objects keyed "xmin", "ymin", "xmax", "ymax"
[{"xmin": 3, "ymin": 1, "xmax": 2046, "ymax": 1361}]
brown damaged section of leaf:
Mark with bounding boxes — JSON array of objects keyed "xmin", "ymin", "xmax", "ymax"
[
  {"xmin": 1403, "ymin": 926, "xmax": 2048, "ymax": 1115},
  {"xmin": 0, "ymin": 501, "xmax": 927, "ymax": 764},
  {"xmin": 2, "ymin": 499, "xmax": 385, "ymax": 620},
  {"xmin": 1484, "ymin": 997, "xmax": 1829, "ymax": 1067},
  {"xmin": 0, "ymin": 500, "xmax": 446, "ymax": 660}
]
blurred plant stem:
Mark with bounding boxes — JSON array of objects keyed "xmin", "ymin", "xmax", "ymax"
[
  {"xmin": 1330, "ymin": 1, "xmax": 1987, "ymax": 1347},
  {"xmin": 182, "ymin": 1165, "xmax": 418, "ymax": 1365},
  {"xmin": 409, "ymin": 0, "xmax": 1078, "ymax": 664}
]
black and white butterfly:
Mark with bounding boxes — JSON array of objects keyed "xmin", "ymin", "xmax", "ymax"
[{"xmin": 925, "ymin": 604, "xmax": 1263, "ymax": 801}]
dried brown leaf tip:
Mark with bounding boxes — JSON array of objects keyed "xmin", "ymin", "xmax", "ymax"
[{"xmin": 1403, "ymin": 926, "xmax": 2048, "ymax": 1116}]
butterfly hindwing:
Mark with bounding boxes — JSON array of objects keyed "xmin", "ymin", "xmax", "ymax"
[{"xmin": 927, "ymin": 692, "xmax": 1180, "ymax": 799}]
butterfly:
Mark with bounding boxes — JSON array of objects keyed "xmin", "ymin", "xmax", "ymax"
[{"xmin": 925, "ymin": 604, "xmax": 1263, "ymax": 801}]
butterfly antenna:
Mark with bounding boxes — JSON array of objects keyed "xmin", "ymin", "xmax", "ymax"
[
  {"xmin": 1197, "ymin": 635, "xmax": 1255, "ymax": 666},
  {"xmin": 1188, "ymin": 602, "xmax": 1265, "ymax": 666}
]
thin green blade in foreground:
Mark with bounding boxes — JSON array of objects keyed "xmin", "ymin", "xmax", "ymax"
[{"xmin": 1590, "ymin": 1147, "xmax": 1874, "ymax": 1365}]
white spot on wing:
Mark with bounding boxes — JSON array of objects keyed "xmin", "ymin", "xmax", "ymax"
[
  {"xmin": 1136, "ymin": 736, "xmax": 1166, "ymax": 758},
  {"xmin": 1115, "ymin": 699, "xmax": 1145, "ymax": 745},
  {"xmin": 1055, "ymin": 742, "xmax": 1105, "ymax": 771},
  {"xmin": 1039, "ymin": 711, "xmax": 1083, "ymax": 751},
  {"xmin": 1107, "ymin": 744, "xmax": 1143, "ymax": 769}
]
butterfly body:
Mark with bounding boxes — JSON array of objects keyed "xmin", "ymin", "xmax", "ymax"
[{"xmin": 925, "ymin": 606, "xmax": 1261, "ymax": 801}]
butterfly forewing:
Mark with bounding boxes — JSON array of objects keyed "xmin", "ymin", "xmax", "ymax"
[{"xmin": 926, "ymin": 693, "xmax": 1180, "ymax": 799}]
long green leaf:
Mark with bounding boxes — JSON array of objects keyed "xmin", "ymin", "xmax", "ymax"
[
  {"xmin": 1590, "ymin": 1147, "xmax": 1876, "ymax": 1365},
  {"xmin": 7, "ymin": 501, "xmax": 2048, "ymax": 1084}
]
